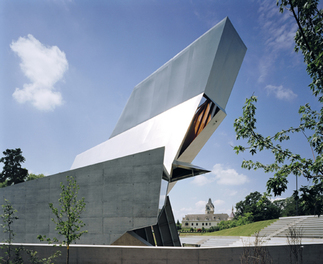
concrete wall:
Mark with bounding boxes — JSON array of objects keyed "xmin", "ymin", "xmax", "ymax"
[
  {"xmin": 3, "ymin": 243, "xmax": 322, "ymax": 264},
  {"xmin": 0, "ymin": 148, "xmax": 165, "ymax": 245}
]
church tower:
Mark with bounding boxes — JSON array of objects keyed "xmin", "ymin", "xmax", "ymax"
[{"xmin": 205, "ymin": 198, "xmax": 215, "ymax": 214}]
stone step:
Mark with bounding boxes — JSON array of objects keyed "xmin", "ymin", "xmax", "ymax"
[{"xmin": 257, "ymin": 216, "xmax": 323, "ymax": 239}]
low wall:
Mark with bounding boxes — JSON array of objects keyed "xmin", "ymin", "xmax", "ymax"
[{"xmin": 2, "ymin": 243, "xmax": 322, "ymax": 264}]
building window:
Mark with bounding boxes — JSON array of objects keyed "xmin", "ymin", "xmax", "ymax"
[
  {"xmin": 196, "ymin": 223, "xmax": 198, "ymax": 226},
  {"xmin": 185, "ymin": 223, "xmax": 188, "ymax": 226},
  {"xmin": 202, "ymin": 223, "xmax": 204, "ymax": 226},
  {"xmin": 209, "ymin": 223, "xmax": 211, "ymax": 226},
  {"xmin": 205, "ymin": 223, "xmax": 208, "ymax": 226},
  {"xmin": 191, "ymin": 223, "xmax": 193, "ymax": 226}
]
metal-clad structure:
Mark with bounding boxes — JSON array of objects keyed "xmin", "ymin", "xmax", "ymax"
[
  {"xmin": 71, "ymin": 17, "xmax": 246, "ymax": 188},
  {"xmin": 110, "ymin": 17, "xmax": 245, "ymax": 137}
]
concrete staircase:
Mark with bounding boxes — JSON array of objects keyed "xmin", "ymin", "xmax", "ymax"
[
  {"xmin": 181, "ymin": 236, "xmax": 241, "ymax": 247},
  {"xmin": 258, "ymin": 215, "xmax": 323, "ymax": 239},
  {"xmin": 181, "ymin": 215, "xmax": 323, "ymax": 247}
]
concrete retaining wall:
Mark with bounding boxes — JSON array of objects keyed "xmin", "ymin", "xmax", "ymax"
[
  {"xmin": 2, "ymin": 243, "xmax": 322, "ymax": 264},
  {"xmin": 0, "ymin": 148, "xmax": 165, "ymax": 245}
]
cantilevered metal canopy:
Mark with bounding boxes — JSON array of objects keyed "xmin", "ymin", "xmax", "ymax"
[{"xmin": 71, "ymin": 17, "xmax": 246, "ymax": 189}]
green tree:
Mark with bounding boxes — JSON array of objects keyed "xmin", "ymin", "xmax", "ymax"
[
  {"xmin": 0, "ymin": 199, "xmax": 18, "ymax": 264},
  {"xmin": 0, "ymin": 199, "xmax": 61, "ymax": 264},
  {"xmin": 233, "ymin": 0, "xmax": 323, "ymax": 214},
  {"xmin": 26, "ymin": 173, "xmax": 45, "ymax": 181},
  {"xmin": 274, "ymin": 196, "xmax": 298, "ymax": 216},
  {"xmin": 0, "ymin": 149, "xmax": 28, "ymax": 186},
  {"xmin": 235, "ymin": 192, "xmax": 281, "ymax": 222},
  {"xmin": 214, "ymin": 213, "xmax": 254, "ymax": 232},
  {"xmin": 0, "ymin": 181, "xmax": 8, "ymax": 189},
  {"xmin": 299, "ymin": 180, "xmax": 323, "ymax": 215},
  {"xmin": 39, "ymin": 176, "xmax": 87, "ymax": 264},
  {"xmin": 176, "ymin": 220, "xmax": 182, "ymax": 231}
]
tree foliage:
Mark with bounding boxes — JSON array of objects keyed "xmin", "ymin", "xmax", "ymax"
[
  {"xmin": 213, "ymin": 213, "xmax": 254, "ymax": 232},
  {"xmin": 235, "ymin": 192, "xmax": 281, "ymax": 222},
  {"xmin": 0, "ymin": 149, "xmax": 28, "ymax": 186},
  {"xmin": 233, "ymin": 0, "xmax": 323, "ymax": 215},
  {"xmin": 274, "ymin": 196, "xmax": 298, "ymax": 216},
  {"xmin": 39, "ymin": 176, "xmax": 87, "ymax": 264},
  {"xmin": 176, "ymin": 220, "xmax": 182, "ymax": 230},
  {"xmin": 299, "ymin": 180, "xmax": 323, "ymax": 215},
  {"xmin": 26, "ymin": 173, "xmax": 45, "ymax": 181}
]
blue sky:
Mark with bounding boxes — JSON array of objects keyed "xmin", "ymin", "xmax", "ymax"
[{"xmin": 1, "ymin": 0, "xmax": 321, "ymax": 222}]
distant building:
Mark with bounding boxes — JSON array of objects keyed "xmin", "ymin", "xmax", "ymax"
[{"xmin": 182, "ymin": 198, "xmax": 229, "ymax": 229}]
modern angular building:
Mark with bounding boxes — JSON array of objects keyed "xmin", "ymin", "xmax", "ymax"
[{"xmin": 0, "ymin": 17, "xmax": 246, "ymax": 246}]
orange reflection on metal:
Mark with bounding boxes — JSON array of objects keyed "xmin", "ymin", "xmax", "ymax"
[{"xmin": 179, "ymin": 96, "xmax": 219, "ymax": 157}]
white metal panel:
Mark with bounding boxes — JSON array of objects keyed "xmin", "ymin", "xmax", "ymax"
[{"xmin": 71, "ymin": 94, "xmax": 204, "ymax": 173}]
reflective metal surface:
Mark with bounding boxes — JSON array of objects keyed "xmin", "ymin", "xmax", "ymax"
[
  {"xmin": 110, "ymin": 17, "xmax": 246, "ymax": 138},
  {"xmin": 71, "ymin": 17, "xmax": 246, "ymax": 186}
]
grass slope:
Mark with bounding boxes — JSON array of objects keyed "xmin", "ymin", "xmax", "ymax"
[{"xmin": 180, "ymin": 219, "xmax": 277, "ymax": 237}]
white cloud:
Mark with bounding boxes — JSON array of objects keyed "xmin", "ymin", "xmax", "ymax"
[
  {"xmin": 256, "ymin": 0, "xmax": 297, "ymax": 83},
  {"xmin": 257, "ymin": 54, "xmax": 275, "ymax": 83},
  {"xmin": 265, "ymin": 84, "xmax": 297, "ymax": 101},
  {"xmin": 258, "ymin": 0, "xmax": 296, "ymax": 52},
  {"xmin": 228, "ymin": 190, "xmax": 238, "ymax": 196},
  {"xmin": 10, "ymin": 34, "xmax": 68, "ymax": 111},
  {"xmin": 190, "ymin": 164, "xmax": 249, "ymax": 186},
  {"xmin": 212, "ymin": 164, "xmax": 249, "ymax": 185},
  {"xmin": 190, "ymin": 175, "xmax": 214, "ymax": 186},
  {"xmin": 213, "ymin": 199, "xmax": 225, "ymax": 206},
  {"xmin": 177, "ymin": 200, "xmax": 206, "ymax": 220},
  {"xmin": 195, "ymin": 200, "xmax": 207, "ymax": 210}
]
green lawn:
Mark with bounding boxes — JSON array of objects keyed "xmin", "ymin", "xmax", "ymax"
[{"xmin": 180, "ymin": 219, "xmax": 277, "ymax": 237}]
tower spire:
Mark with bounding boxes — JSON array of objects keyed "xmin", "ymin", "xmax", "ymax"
[{"xmin": 205, "ymin": 198, "xmax": 215, "ymax": 214}]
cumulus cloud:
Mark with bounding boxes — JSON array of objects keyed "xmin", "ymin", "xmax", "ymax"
[
  {"xmin": 212, "ymin": 164, "xmax": 249, "ymax": 185},
  {"xmin": 265, "ymin": 85, "xmax": 297, "ymax": 101},
  {"xmin": 195, "ymin": 200, "xmax": 207, "ymax": 209},
  {"xmin": 191, "ymin": 175, "xmax": 214, "ymax": 186},
  {"xmin": 176, "ymin": 200, "xmax": 207, "ymax": 220},
  {"xmin": 10, "ymin": 34, "xmax": 68, "ymax": 111},
  {"xmin": 191, "ymin": 164, "xmax": 249, "ymax": 186}
]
